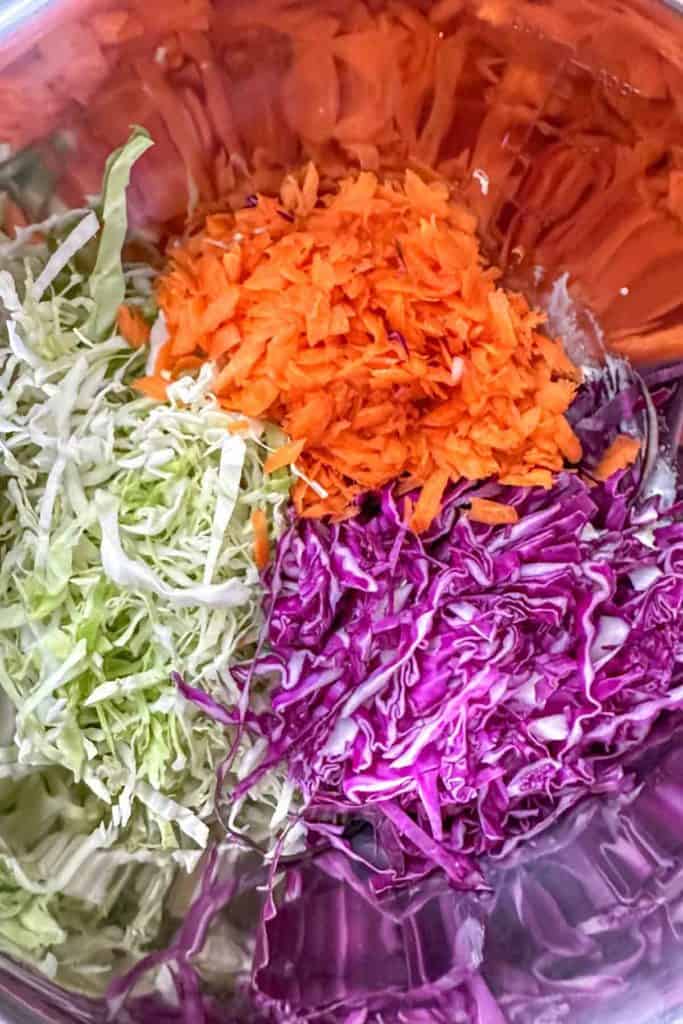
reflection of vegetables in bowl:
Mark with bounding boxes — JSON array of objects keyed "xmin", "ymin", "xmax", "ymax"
[{"xmin": 0, "ymin": 1, "xmax": 682, "ymax": 1022}]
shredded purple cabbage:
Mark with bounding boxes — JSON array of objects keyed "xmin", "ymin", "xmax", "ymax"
[{"xmin": 229, "ymin": 363, "xmax": 683, "ymax": 887}]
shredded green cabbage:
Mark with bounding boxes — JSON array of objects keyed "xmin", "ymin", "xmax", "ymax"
[{"xmin": 0, "ymin": 131, "xmax": 291, "ymax": 992}]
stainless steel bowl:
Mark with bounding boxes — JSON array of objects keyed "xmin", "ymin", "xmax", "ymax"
[{"xmin": 0, "ymin": 1, "xmax": 682, "ymax": 1020}]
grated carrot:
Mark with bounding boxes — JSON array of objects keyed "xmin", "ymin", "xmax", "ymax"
[
  {"xmin": 264, "ymin": 439, "xmax": 306, "ymax": 474},
  {"xmin": 251, "ymin": 508, "xmax": 270, "ymax": 570},
  {"xmin": 117, "ymin": 304, "xmax": 151, "ymax": 348},
  {"xmin": 468, "ymin": 497, "xmax": 519, "ymax": 526},
  {"xmin": 155, "ymin": 167, "xmax": 583, "ymax": 531},
  {"xmin": 134, "ymin": 375, "xmax": 168, "ymax": 402},
  {"xmin": 593, "ymin": 435, "xmax": 641, "ymax": 482},
  {"xmin": 410, "ymin": 469, "xmax": 450, "ymax": 533},
  {"xmin": 226, "ymin": 418, "xmax": 251, "ymax": 434},
  {"xmin": 171, "ymin": 355, "xmax": 204, "ymax": 377}
]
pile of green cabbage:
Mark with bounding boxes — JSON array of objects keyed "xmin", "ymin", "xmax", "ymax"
[{"xmin": 0, "ymin": 130, "xmax": 291, "ymax": 992}]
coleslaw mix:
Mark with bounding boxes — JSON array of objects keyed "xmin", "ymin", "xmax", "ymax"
[{"xmin": 0, "ymin": 112, "xmax": 681, "ymax": 1023}]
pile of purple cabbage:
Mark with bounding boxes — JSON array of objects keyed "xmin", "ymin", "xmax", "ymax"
[{"xmin": 223, "ymin": 358, "xmax": 683, "ymax": 889}]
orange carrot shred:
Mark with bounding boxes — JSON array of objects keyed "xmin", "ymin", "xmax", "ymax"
[
  {"xmin": 410, "ymin": 469, "xmax": 450, "ymax": 533},
  {"xmin": 172, "ymin": 355, "xmax": 204, "ymax": 377},
  {"xmin": 153, "ymin": 339, "xmax": 175, "ymax": 376},
  {"xmin": 264, "ymin": 438, "xmax": 306, "ymax": 474},
  {"xmin": 251, "ymin": 508, "xmax": 270, "ymax": 571},
  {"xmin": 468, "ymin": 498, "xmax": 519, "ymax": 526},
  {"xmin": 117, "ymin": 304, "xmax": 151, "ymax": 348},
  {"xmin": 133, "ymin": 375, "xmax": 169, "ymax": 402},
  {"xmin": 226, "ymin": 418, "xmax": 251, "ymax": 434},
  {"xmin": 593, "ymin": 435, "xmax": 642, "ymax": 482}
]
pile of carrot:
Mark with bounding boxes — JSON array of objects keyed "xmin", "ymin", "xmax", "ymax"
[{"xmin": 142, "ymin": 166, "xmax": 583, "ymax": 531}]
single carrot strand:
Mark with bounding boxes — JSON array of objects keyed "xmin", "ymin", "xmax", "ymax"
[
  {"xmin": 594, "ymin": 435, "xmax": 641, "ymax": 481},
  {"xmin": 410, "ymin": 469, "xmax": 450, "ymax": 533},
  {"xmin": 133, "ymin": 375, "xmax": 168, "ymax": 401},
  {"xmin": 469, "ymin": 497, "xmax": 519, "ymax": 525},
  {"xmin": 251, "ymin": 508, "xmax": 270, "ymax": 570},
  {"xmin": 117, "ymin": 304, "xmax": 151, "ymax": 348},
  {"xmin": 226, "ymin": 418, "xmax": 251, "ymax": 434},
  {"xmin": 264, "ymin": 438, "xmax": 306, "ymax": 474}
]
